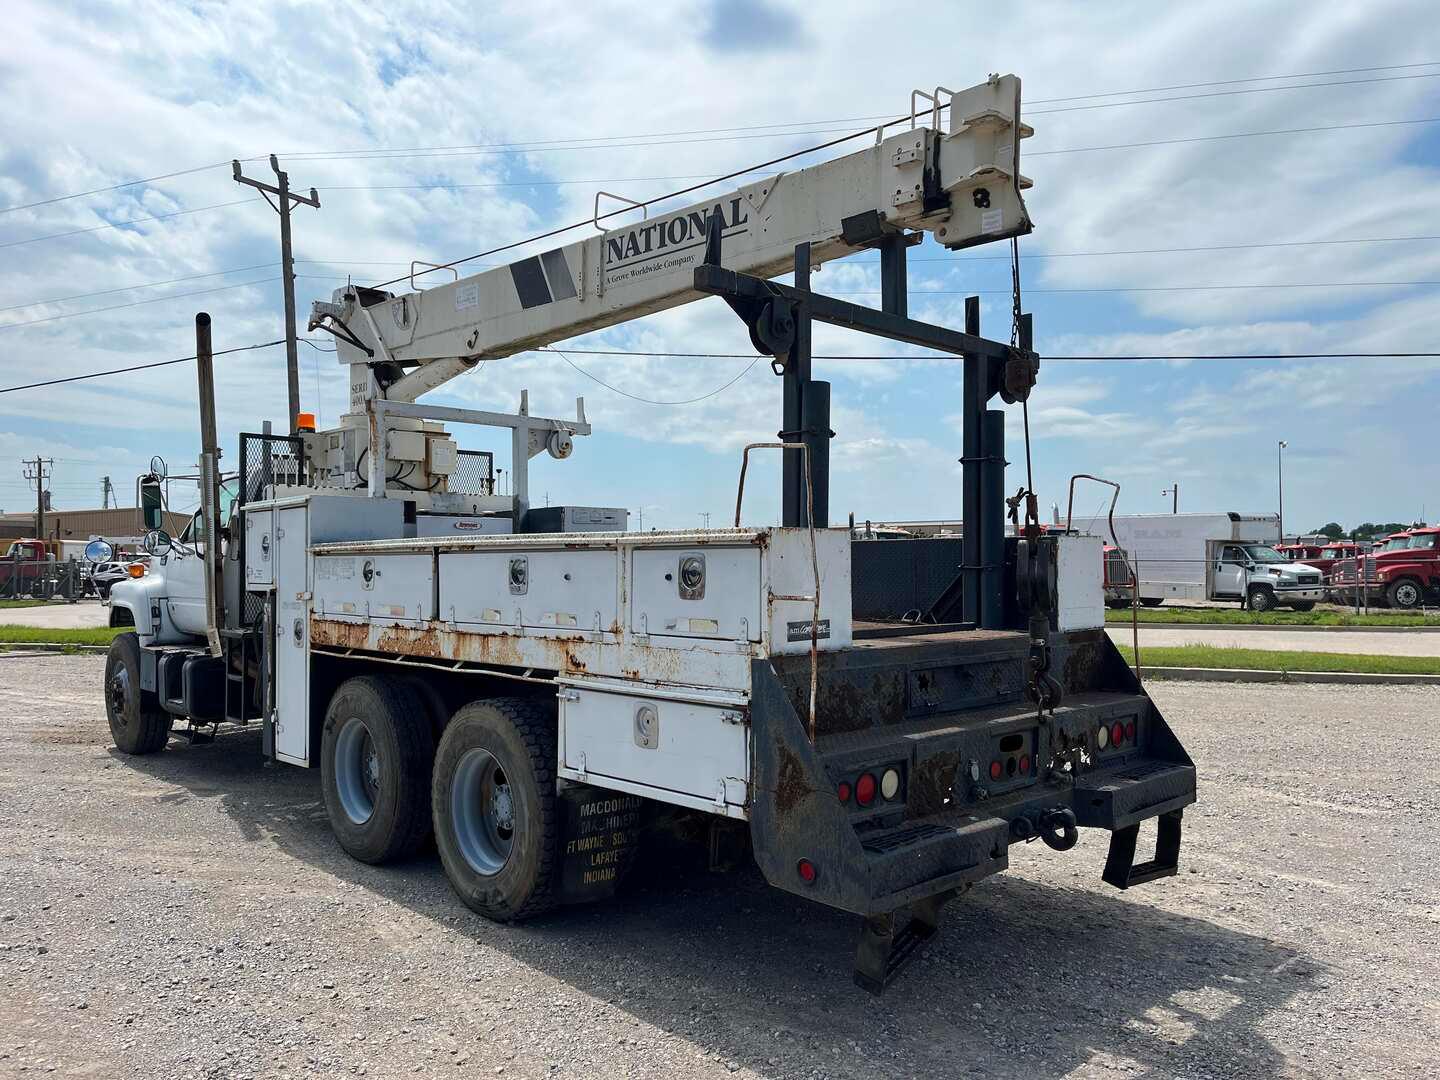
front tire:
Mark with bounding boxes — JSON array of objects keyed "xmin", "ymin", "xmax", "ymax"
[
  {"xmin": 104, "ymin": 633, "xmax": 171, "ymax": 754},
  {"xmin": 1247, "ymin": 586, "xmax": 1277, "ymax": 612},
  {"xmin": 1290, "ymin": 601, "xmax": 1316, "ymax": 612},
  {"xmin": 320, "ymin": 676, "xmax": 435, "ymax": 865},
  {"xmin": 1139, "ymin": 597, "xmax": 1164, "ymax": 608},
  {"xmin": 432, "ymin": 697, "xmax": 560, "ymax": 922},
  {"xmin": 1386, "ymin": 578, "xmax": 1424, "ymax": 610}
]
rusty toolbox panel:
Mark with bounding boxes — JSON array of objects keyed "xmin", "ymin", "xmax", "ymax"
[
  {"xmin": 440, "ymin": 549, "xmax": 619, "ymax": 634},
  {"xmin": 314, "ymin": 552, "xmax": 434, "ymax": 625}
]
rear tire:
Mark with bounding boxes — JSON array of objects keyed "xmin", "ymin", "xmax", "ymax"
[
  {"xmin": 1139, "ymin": 597, "xmax": 1164, "ymax": 608},
  {"xmin": 1247, "ymin": 587, "xmax": 1277, "ymax": 612},
  {"xmin": 320, "ymin": 676, "xmax": 435, "ymax": 865},
  {"xmin": 432, "ymin": 697, "xmax": 559, "ymax": 922},
  {"xmin": 1290, "ymin": 601, "xmax": 1316, "ymax": 612},
  {"xmin": 104, "ymin": 633, "xmax": 171, "ymax": 755},
  {"xmin": 1386, "ymin": 578, "xmax": 1423, "ymax": 610}
]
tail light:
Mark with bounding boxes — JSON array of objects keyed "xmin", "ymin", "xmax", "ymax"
[
  {"xmin": 989, "ymin": 760, "xmax": 1003, "ymax": 781},
  {"xmin": 854, "ymin": 773, "xmax": 877, "ymax": 807},
  {"xmin": 836, "ymin": 781, "xmax": 852, "ymax": 804},
  {"xmin": 796, "ymin": 859, "xmax": 818, "ymax": 885},
  {"xmin": 1124, "ymin": 720, "xmax": 1136, "ymax": 742},
  {"xmin": 1018, "ymin": 753, "xmax": 1031, "ymax": 774},
  {"xmin": 1111, "ymin": 721, "xmax": 1125, "ymax": 747}
]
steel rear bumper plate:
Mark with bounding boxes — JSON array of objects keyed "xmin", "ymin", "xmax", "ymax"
[{"xmin": 1071, "ymin": 760, "xmax": 1196, "ymax": 831}]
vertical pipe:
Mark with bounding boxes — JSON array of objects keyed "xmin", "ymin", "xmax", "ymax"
[
  {"xmin": 802, "ymin": 380, "xmax": 830, "ymax": 528},
  {"xmin": 782, "ymin": 243, "xmax": 812, "ymax": 527},
  {"xmin": 980, "ymin": 410, "xmax": 1005, "ymax": 629},
  {"xmin": 195, "ymin": 313, "xmax": 223, "ymax": 655},
  {"xmin": 961, "ymin": 296, "xmax": 982, "ymax": 625}
]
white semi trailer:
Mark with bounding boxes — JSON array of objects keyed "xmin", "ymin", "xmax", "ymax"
[
  {"xmin": 1075, "ymin": 511, "xmax": 1324, "ymax": 612},
  {"xmin": 95, "ymin": 76, "xmax": 1196, "ymax": 992}
]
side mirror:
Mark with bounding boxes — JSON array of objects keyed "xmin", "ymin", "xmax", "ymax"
[
  {"xmin": 84, "ymin": 539, "xmax": 114, "ymax": 564},
  {"xmin": 139, "ymin": 475, "xmax": 164, "ymax": 531},
  {"xmin": 143, "ymin": 529, "xmax": 173, "ymax": 557}
]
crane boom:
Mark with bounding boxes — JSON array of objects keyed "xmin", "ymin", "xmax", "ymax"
[{"xmin": 310, "ymin": 76, "xmax": 1031, "ymax": 407}]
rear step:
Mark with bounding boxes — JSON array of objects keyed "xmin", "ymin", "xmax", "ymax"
[{"xmin": 1102, "ymin": 809, "xmax": 1184, "ymax": 889}]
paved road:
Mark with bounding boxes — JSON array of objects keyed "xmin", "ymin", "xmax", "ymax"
[
  {"xmin": 1, "ymin": 657, "xmax": 1436, "ymax": 1079},
  {"xmin": 0, "ymin": 601, "xmax": 110, "ymax": 630},
  {"xmin": 1108, "ymin": 625, "xmax": 1440, "ymax": 657}
]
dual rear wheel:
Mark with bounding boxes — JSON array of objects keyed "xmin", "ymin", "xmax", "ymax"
[{"xmin": 320, "ymin": 677, "xmax": 559, "ymax": 920}]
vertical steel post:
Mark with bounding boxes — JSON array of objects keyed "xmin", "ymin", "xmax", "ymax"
[
  {"xmin": 980, "ymin": 410, "xmax": 1005, "ymax": 629},
  {"xmin": 274, "ymin": 164, "xmax": 301, "ymax": 431},
  {"xmin": 802, "ymin": 380, "xmax": 830, "ymax": 527},
  {"xmin": 879, "ymin": 234, "xmax": 908, "ymax": 319},
  {"xmin": 195, "ymin": 312, "xmax": 224, "ymax": 655},
  {"xmin": 961, "ymin": 296, "xmax": 982, "ymax": 626},
  {"xmin": 781, "ymin": 243, "xmax": 814, "ymax": 527}
]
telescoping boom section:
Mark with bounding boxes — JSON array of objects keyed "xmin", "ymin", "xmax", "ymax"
[
  {"xmin": 310, "ymin": 76, "xmax": 1033, "ymax": 405},
  {"xmin": 100, "ymin": 73, "xmax": 1196, "ymax": 994}
]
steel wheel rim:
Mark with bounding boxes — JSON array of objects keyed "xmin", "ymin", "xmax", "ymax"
[
  {"xmin": 335, "ymin": 716, "xmax": 380, "ymax": 825},
  {"xmin": 108, "ymin": 666, "xmax": 131, "ymax": 729},
  {"xmin": 451, "ymin": 747, "xmax": 514, "ymax": 876},
  {"xmin": 1397, "ymin": 582, "xmax": 1419, "ymax": 606}
]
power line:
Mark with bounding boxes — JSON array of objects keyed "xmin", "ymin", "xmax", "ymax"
[
  {"xmin": 0, "ymin": 339, "xmax": 283, "ymax": 394},
  {"xmin": 3, "ymin": 341, "xmax": 1437, "ymax": 399},
  {"xmin": 6, "ymin": 60, "xmax": 1434, "ymax": 215},
  {"xmin": 7, "ymin": 115, "xmax": 1436, "ymax": 259},
  {"xmin": 8, "ymin": 231, "xmax": 1436, "ymax": 316},
  {"xmin": 0, "ymin": 200, "xmax": 252, "ymax": 250},
  {"xmin": 542, "ymin": 346, "xmax": 761, "ymax": 405},
  {"xmin": 548, "ymin": 348, "xmax": 1440, "ymax": 362},
  {"xmin": 1027, "ymin": 116, "xmax": 1440, "ymax": 157},
  {"xmin": 0, "ymin": 277, "xmax": 281, "ymax": 330},
  {"xmin": 0, "ymin": 263, "xmax": 277, "ymax": 313}
]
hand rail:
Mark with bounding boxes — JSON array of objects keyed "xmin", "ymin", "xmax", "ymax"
[
  {"xmin": 1066, "ymin": 473, "xmax": 1140, "ymax": 684},
  {"xmin": 735, "ymin": 442, "xmax": 821, "ymax": 742}
]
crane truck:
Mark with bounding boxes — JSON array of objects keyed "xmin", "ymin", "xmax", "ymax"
[{"xmin": 94, "ymin": 75, "xmax": 1196, "ymax": 992}]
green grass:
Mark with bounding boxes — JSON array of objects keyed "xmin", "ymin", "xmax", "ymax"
[
  {"xmin": 0, "ymin": 599, "xmax": 48, "ymax": 610},
  {"xmin": 1104, "ymin": 606, "xmax": 1440, "ymax": 627},
  {"xmin": 0, "ymin": 625, "xmax": 126, "ymax": 649},
  {"xmin": 1117, "ymin": 644, "xmax": 1440, "ymax": 675}
]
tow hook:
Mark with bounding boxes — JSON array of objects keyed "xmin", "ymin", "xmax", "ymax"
[{"xmin": 1037, "ymin": 807, "xmax": 1079, "ymax": 852}]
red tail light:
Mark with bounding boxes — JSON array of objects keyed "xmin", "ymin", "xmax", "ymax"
[
  {"xmin": 1124, "ymin": 720, "xmax": 1136, "ymax": 742},
  {"xmin": 836, "ymin": 780, "xmax": 852, "ymax": 804},
  {"xmin": 855, "ymin": 773, "xmax": 877, "ymax": 807},
  {"xmin": 1111, "ymin": 721, "xmax": 1125, "ymax": 747},
  {"xmin": 796, "ymin": 859, "xmax": 818, "ymax": 885},
  {"xmin": 1019, "ymin": 753, "xmax": 1031, "ymax": 774}
]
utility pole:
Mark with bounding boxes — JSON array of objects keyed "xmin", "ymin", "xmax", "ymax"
[
  {"xmin": 1162, "ymin": 483, "xmax": 1178, "ymax": 514},
  {"xmin": 22, "ymin": 457, "xmax": 52, "ymax": 539},
  {"xmin": 232, "ymin": 155, "xmax": 320, "ymax": 432},
  {"xmin": 101, "ymin": 475, "xmax": 115, "ymax": 509},
  {"xmin": 699, "ymin": 511, "xmax": 711, "ymax": 529},
  {"xmin": 1277, "ymin": 439, "xmax": 1288, "ymax": 541}
]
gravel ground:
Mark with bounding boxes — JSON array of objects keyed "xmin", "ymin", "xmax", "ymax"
[{"xmin": 1, "ymin": 655, "xmax": 1436, "ymax": 1079}]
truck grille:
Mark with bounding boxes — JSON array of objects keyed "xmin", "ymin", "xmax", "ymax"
[{"xmin": 1298, "ymin": 574, "xmax": 1320, "ymax": 585}]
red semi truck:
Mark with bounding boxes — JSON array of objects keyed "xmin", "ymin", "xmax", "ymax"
[{"xmin": 1331, "ymin": 528, "xmax": 1440, "ymax": 609}]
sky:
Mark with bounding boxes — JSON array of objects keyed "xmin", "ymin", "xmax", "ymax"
[{"xmin": 1, "ymin": 0, "xmax": 1438, "ymax": 533}]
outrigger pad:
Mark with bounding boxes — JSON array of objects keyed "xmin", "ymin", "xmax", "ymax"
[
  {"xmin": 853, "ymin": 893, "xmax": 949, "ymax": 995},
  {"xmin": 1102, "ymin": 809, "xmax": 1184, "ymax": 890}
]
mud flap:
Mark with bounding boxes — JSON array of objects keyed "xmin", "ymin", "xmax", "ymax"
[
  {"xmin": 1102, "ymin": 808, "xmax": 1183, "ymax": 889},
  {"xmin": 853, "ymin": 891, "xmax": 952, "ymax": 995},
  {"xmin": 555, "ymin": 788, "xmax": 644, "ymax": 906}
]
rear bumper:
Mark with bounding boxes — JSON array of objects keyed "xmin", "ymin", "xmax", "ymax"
[{"xmin": 746, "ymin": 639, "xmax": 1197, "ymax": 917}]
